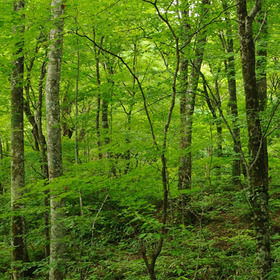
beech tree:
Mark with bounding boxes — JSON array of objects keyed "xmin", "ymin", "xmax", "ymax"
[
  {"xmin": 10, "ymin": 1, "xmax": 30, "ymax": 279},
  {"xmin": 236, "ymin": 0, "xmax": 271, "ymax": 277},
  {"xmin": 45, "ymin": 0, "xmax": 65, "ymax": 279}
]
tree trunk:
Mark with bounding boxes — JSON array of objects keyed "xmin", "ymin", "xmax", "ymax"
[
  {"xmin": 45, "ymin": 1, "xmax": 65, "ymax": 279},
  {"xmin": 61, "ymin": 84, "xmax": 73, "ymax": 139},
  {"xmin": 178, "ymin": 1, "xmax": 190, "ymax": 190},
  {"xmin": 102, "ymin": 96, "xmax": 110, "ymax": 148},
  {"xmin": 93, "ymin": 32, "xmax": 103, "ymax": 160},
  {"xmin": 103, "ymin": 63, "xmax": 117, "ymax": 175},
  {"xmin": 35, "ymin": 58, "xmax": 50, "ymax": 258},
  {"xmin": 236, "ymin": 0, "xmax": 271, "ymax": 277},
  {"xmin": 102, "ymin": 63, "xmax": 113, "ymax": 156},
  {"xmin": 10, "ymin": 1, "xmax": 29, "ymax": 279},
  {"xmin": 256, "ymin": 8, "xmax": 268, "ymax": 173},
  {"xmin": 209, "ymin": 66, "xmax": 223, "ymax": 174},
  {"xmin": 75, "ymin": 38, "xmax": 80, "ymax": 165},
  {"xmin": 221, "ymin": 0, "xmax": 241, "ymax": 187},
  {"xmin": 124, "ymin": 43, "xmax": 137, "ymax": 174},
  {"xmin": 24, "ymin": 56, "xmax": 40, "ymax": 151},
  {"xmin": 203, "ymin": 68, "xmax": 223, "ymax": 178},
  {"xmin": 178, "ymin": 0, "xmax": 208, "ymax": 190}
]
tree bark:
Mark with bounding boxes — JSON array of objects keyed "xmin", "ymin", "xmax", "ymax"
[
  {"xmin": 10, "ymin": 1, "xmax": 29, "ymax": 279},
  {"xmin": 45, "ymin": 1, "xmax": 65, "ymax": 279},
  {"xmin": 236, "ymin": 0, "xmax": 271, "ymax": 277},
  {"xmin": 256, "ymin": 8, "xmax": 268, "ymax": 173}
]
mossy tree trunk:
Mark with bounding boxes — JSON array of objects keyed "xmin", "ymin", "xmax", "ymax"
[
  {"xmin": 236, "ymin": 0, "xmax": 271, "ymax": 277},
  {"xmin": 10, "ymin": 1, "xmax": 29, "ymax": 279}
]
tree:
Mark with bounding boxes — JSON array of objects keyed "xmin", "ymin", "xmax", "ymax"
[
  {"xmin": 178, "ymin": 0, "xmax": 209, "ymax": 190},
  {"xmin": 10, "ymin": 0, "xmax": 29, "ymax": 279},
  {"xmin": 45, "ymin": 1, "xmax": 65, "ymax": 279},
  {"xmin": 221, "ymin": 0, "xmax": 241, "ymax": 186},
  {"xmin": 236, "ymin": 0, "xmax": 271, "ymax": 277}
]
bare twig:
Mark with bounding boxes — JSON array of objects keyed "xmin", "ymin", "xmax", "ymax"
[{"xmin": 90, "ymin": 194, "xmax": 109, "ymax": 248}]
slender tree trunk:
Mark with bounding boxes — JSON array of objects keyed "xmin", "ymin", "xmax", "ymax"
[
  {"xmin": 61, "ymin": 83, "xmax": 73, "ymax": 139},
  {"xmin": 24, "ymin": 95, "xmax": 40, "ymax": 151},
  {"xmin": 203, "ymin": 68, "xmax": 223, "ymax": 176},
  {"xmin": 222, "ymin": 0, "xmax": 241, "ymax": 186},
  {"xmin": 236, "ymin": 0, "xmax": 271, "ymax": 277},
  {"xmin": 103, "ymin": 63, "xmax": 117, "ymax": 175},
  {"xmin": 96, "ymin": 93, "xmax": 102, "ymax": 158},
  {"xmin": 94, "ymin": 32, "xmax": 103, "ymax": 160},
  {"xmin": 125, "ymin": 43, "xmax": 137, "ymax": 174},
  {"xmin": 75, "ymin": 38, "xmax": 80, "ymax": 165},
  {"xmin": 102, "ymin": 95, "xmax": 110, "ymax": 149},
  {"xmin": 209, "ymin": 66, "xmax": 223, "ymax": 170},
  {"xmin": 35, "ymin": 58, "xmax": 50, "ymax": 258},
  {"xmin": 45, "ymin": 1, "xmax": 65, "ymax": 279},
  {"xmin": 24, "ymin": 57, "xmax": 40, "ymax": 151},
  {"xmin": 124, "ymin": 112, "xmax": 132, "ymax": 174},
  {"xmin": 36, "ymin": 59, "xmax": 49, "ymax": 180},
  {"xmin": 178, "ymin": 0, "xmax": 208, "ymax": 190},
  {"xmin": 256, "ymin": 8, "xmax": 268, "ymax": 173},
  {"xmin": 10, "ymin": 1, "xmax": 29, "ymax": 279},
  {"xmin": 102, "ymin": 63, "xmax": 112, "ymax": 156},
  {"xmin": 178, "ymin": 1, "xmax": 190, "ymax": 191},
  {"xmin": 75, "ymin": 38, "xmax": 84, "ymax": 216}
]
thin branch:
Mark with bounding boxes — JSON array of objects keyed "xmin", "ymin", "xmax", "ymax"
[
  {"xmin": 265, "ymin": 122, "xmax": 280, "ymax": 138},
  {"xmin": 154, "ymin": 41, "xmax": 169, "ymax": 70},
  {"xmin": 147, "ymin": 0, "xmax": 178, "ymax": 40},
  {"xmin": 180, "ymin": 4, "xmax": 237, "ymax": 52},
  {"xmin": 254, "ymin": 11, "xmax": 267, "ymax": 42},
  {"xmin": 90, "ymin": 194, "xmax": 109, "ymax": 248},
  {"xmin": 132, "ymin": 94, "xmax": 172, "ymax": 115},
  {"xmin": 95, "ymin": 0, "xmax": 122, "ymax": 16},
  {"xmin": 263, "ymin": 99, "xmax": 280, "ymax": 137},
  {"xmin": 163, "ymin": 38, "xmax": 179, "ymax": 150},
  {"xmin": 29, "ymin": 164, "xmax": 44, "ymax": 178},
  {"xmin": 248, "ymin": 0, "xmax": 262, "ymax": 19}
]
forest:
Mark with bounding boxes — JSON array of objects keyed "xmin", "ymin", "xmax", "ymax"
[{"xmin": 1, "ymin": 0, "xmax": 280, "ymax": 279}]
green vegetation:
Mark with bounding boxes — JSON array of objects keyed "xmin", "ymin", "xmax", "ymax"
[{"xmin": 1, "ymin": 0, "xmax": 280, "ymax": 279}]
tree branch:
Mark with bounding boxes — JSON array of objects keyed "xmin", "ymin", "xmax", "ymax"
[{"xmin": 248, "ymin": 0, "xmax": 262, "ymax": 19}]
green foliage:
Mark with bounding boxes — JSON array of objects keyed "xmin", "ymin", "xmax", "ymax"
[{"xmin": 2, "ymin": 0, "xmax": 280, "ymax": 279}]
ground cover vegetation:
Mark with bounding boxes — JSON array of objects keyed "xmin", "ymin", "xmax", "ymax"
[{"xmin": 1, "ymin": 0, "xmax": 280, "ymax": 279}]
